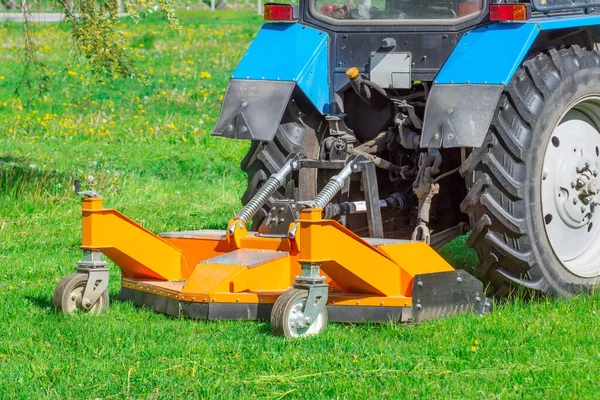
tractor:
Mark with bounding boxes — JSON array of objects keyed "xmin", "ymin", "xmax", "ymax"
[
  {"xmin": 214, "ymin": 0, "xmax": 600, "ymax": 298},
  {"xmin": 53, "ymin": 0, "xmax": 600, "ymax": 337}
]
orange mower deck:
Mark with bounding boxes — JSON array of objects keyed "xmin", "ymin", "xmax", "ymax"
[{"xmin": 78, "ymin": 197, "xmax": 491, "ymax": 324}]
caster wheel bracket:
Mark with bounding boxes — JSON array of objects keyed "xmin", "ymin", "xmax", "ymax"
[
  {"xmin": 75, "ymin": 267, "xmax": 109, "ymax": 310},
  {"xmin": 76, "ymin": 250, "xmax": 109, "ymax": 310},
  {"xmin": 293, "ymin": 283, "xmax": 328, "ymax": 328}
]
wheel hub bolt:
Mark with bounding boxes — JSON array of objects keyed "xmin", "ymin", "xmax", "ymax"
[{"xmin": 83, "ymin": 299, "xmax": 91, "ymax": 308}]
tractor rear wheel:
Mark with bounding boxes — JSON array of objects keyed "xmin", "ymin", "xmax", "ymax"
[
  {"xmin": 462, "ymin": 46, "xmax": 600, "ymax": 297},
  {"xmin": 241, "ymin": 112, "xmax": 320, "ymax": 230}
]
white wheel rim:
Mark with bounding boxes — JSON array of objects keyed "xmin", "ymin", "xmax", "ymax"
[
  {"xmin": 541, "ymin": 96, "xmax": 600, "ymax": 277},
  {"xmin": 286, "ymin": 298, "xmax": 324, "ymax": 338},
  {"xmin": 66, "ymin": 283, "xmax": 103, "ymax": 313}
]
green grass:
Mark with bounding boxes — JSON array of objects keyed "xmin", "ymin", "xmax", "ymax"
[{"xmin": 1, "ymin": 10, "xmax": 600, "ymax": 399}]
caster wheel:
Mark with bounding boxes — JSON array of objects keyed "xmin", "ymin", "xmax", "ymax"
[
  {"xmin": 271, "ymin": 289, "xmax": 328, "ymax": 338},
  {"xmin": 52, "ymin": 273, "xmax": 109, "ymax": 315}
]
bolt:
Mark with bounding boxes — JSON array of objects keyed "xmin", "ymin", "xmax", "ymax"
[
  {"xmin": 83, "ymin": 299, "xmax": 91, "ymax": 308},
  {"xmin": 476, "ymin": 296, "xmax": 481, "ymax": 302},
  {"xmin": 582, "ymin": 207, "xmax": 586, "ymax": 214},
  {"xmin": 305, "ymin": 317, "xmax": 312, "ymax": 324},
  {"xmin": 572, "ymin": 181, "xmax": 577, "ymax": 188},
  {"xmin": 573, "ymin": 198, "xmax": 578, "ymax": 205},
  {"xmin": 418, "ymin": 281, "xmax": 423, "ymax": 287},
  {"xmin": 586, "ymin": 161, "xmax": 591, "ymax": 168},
  {"xmin": 457, "ymin": 277, "xmax": 463, "ymax": 283},
  {"xmin": 583, "ymin": 197, "xmax": 591, "ymax": 205},
  {"xmin": 416, "ymin": 304, "xmax": 423, "ymax": 310}
]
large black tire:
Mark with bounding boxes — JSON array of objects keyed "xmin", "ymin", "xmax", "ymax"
[
  {"xmin": 241, "ymin": 111, "xmax": 320, "ymax": 230},
  {"xmin": 462, "ymin": 46, "xmax": 600, "ymax": 297}
]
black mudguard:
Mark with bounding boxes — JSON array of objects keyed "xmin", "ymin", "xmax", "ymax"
[
  {"xmin": 420, "ymin": 84, "xmax": 504, "ymax": 148},
  {"xmin": 212, "ymin": 79, "xmax": 296, "ymax": 141}
]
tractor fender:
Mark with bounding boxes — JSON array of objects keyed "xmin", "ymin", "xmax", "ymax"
[
  {"xmin": 212, "ymin": 23, "xmax": 329, "ymax": 141},
  {"xmin": 422, "ymin": 15, "xmax": 600, "ymax": 148}
]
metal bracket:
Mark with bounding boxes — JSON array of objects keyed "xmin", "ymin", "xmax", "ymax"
[
  {"xmin": 293, "ymin": 262, "xmax": 329, "ymax": 328},
  {"xmin": 76, "ymin": 251, "xmax": 109, "ymax": 310},
  {"xmin": 360, "ymin": 161, "xmax": 384, "ymax": 238},
  {"xmin": 74, "ymin": 179, "xmax": 102, "ymax": 199},
  {"xmin": 258, "ymin": 199, "xmax": 300, "ymax": 236},
  {"xmin": 294, "ymin": 283, "xmax": 329, "ymax": 327},
  {"xmin": 412, "ymin": 270, "xmax": 493, "ymax": 323},
  {"xmin": 429, "ymin": 222, "xmax": 469, "ymax": 250}
]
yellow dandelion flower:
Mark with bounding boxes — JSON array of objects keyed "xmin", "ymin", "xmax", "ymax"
[
  {"xmin": 471, "ymin": 346, "xmax": 477, "ymax": 352},
  {"xmin": 473, "ymin": 340, "xmax": 479, "ymax": 345},
  {"xmin": 200, "ymin": 71, "xmax": 212, "ymax": 79},
  {"xmin": 8, "ymin": 285, "xmax": 14, "ymax": 290}
]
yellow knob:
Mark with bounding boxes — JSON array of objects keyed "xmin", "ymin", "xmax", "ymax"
[{"xmin": 346, "ymin": 67, "xmax": 359, "ymax": 79}]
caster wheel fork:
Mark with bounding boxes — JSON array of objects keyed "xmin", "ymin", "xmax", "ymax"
[
  {"xmin": 271, "ymin": 262, "xmax": 329, "ymax": 338},
  {"xmin": 52, "ymin": 250, "xmax": 110, "ymax": 315}
]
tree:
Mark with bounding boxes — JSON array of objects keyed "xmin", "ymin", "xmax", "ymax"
[{"xmin": 18, "ymin": 0, "xmax": 181, "ymax": 93}]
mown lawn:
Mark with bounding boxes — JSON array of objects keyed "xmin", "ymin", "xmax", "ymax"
[{"xmin": 1, "ymin": 11, "xmax": 599, "ymax": 399}]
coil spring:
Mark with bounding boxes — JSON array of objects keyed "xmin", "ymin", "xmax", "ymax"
[
  {"xmin": 236, "ymin": 176, "xmax": 280, "ymax": 223},
  {"xmin": 313, "ymin": 179, "xmax": 343, "ymax": 209}
]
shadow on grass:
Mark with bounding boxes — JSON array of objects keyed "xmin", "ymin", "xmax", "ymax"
[{"xmin": 25, "ymin": 294, "xmax": 53, "ymax": 310}]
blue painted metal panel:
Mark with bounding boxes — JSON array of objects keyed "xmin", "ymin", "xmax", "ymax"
[
  {"xmin": 435, "ymin": 23, "xmax": 539, "ymax": 85},
  {"xmin": 436, "ymin": 15, "xmax": 600, "ymax": 86},
  {"xmin": 233, "ymin": 23, "xmax": 329, "ymax": 114}
]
